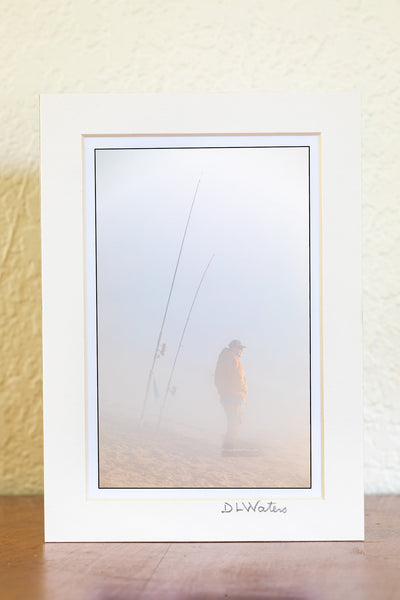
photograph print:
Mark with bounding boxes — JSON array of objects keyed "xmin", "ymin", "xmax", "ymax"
[{"xmin": 85, "ymin": 134, "xmax": 322, "ymax": 494}]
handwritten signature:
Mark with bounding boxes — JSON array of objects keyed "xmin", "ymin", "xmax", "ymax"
[{"xmin": 221, "ymin": 500, "xmax": 287, "ymax": 514}]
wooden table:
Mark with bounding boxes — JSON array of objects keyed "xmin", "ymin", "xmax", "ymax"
[{"xmin": 1, "ymin": 495, "xmax": 399, "ymax": 599}]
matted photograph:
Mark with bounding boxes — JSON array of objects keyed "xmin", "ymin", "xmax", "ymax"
[
  {"xmin": 84, "ymin": 134, "xmax": 322, "ymax": 497},
  {"xmin": 41, "ymin": 93, "xmax": 363, "ymax": 541}
]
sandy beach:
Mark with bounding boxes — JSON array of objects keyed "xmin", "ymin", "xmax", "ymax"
[{"xmin": 99, "ymin": 416, "xmax": 310, "ymax": 489}]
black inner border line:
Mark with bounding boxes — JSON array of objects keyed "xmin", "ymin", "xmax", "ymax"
[
  {"xmin": 93, "ymin": 144, "xmax": 313, "ymax": 491},
  {"xmin": 94, "ymin": 149, "xmax": 101, "ymax": 489}
]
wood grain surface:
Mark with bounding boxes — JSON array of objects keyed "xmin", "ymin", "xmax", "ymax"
[{"xmin": 1, "ymin": 495, "xmax": 399, "ymax": 599}]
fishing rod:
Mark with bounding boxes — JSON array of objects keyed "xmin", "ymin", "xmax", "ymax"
[
  {"xmin": 158, "ymin": 253, "xmax": 215, "ymax": 428},
  {"xmin": 140, "ymin": 178, "xmax": 201, "ymax": 423}
]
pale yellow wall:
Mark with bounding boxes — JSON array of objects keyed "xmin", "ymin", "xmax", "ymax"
[{"xmin": 1, "ymin": 0, "xmax": 399, "ymax": 494}]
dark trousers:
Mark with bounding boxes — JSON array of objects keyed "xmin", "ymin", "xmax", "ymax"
[{"xmin": 221, "ymin": 397, "xmax": 244, "ymax": 448}]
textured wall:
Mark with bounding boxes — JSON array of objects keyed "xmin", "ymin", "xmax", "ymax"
[{"xmin": 1, "ymin": 0, "xmax": 399, "ymax": 494}]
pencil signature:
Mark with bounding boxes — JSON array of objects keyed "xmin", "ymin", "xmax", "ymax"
[{"xmin": 221, "ymin": 500, "xmax": 288, "ymax": 514}]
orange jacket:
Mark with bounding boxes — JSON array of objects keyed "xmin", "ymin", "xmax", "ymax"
[{"xmin": 214, "ymin": 348, "xmax": 248, "ymax": 401}]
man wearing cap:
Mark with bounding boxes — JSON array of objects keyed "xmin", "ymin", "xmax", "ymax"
[{"xmin": 214, "ymin": 340, "xmax": 248, "ymax": 450}]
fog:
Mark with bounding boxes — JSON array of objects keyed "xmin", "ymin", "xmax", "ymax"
[{"xmin": 95, "ymin": 144, "xmax": 311, "ymax": 489}]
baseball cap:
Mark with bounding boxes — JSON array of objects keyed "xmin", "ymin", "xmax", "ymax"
[{"xmin": 229, "ymin": 339, "xmax": 246, "ymax": 350}]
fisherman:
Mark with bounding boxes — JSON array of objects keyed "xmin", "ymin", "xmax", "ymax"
[{"xmin": 214, "ymin": 340, "xmax": 248, "ymax": 450}]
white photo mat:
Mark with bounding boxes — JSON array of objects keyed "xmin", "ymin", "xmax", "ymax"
[{"xmin": 40, "ymin": 93, "xmax": 363, "ymax": 541}]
